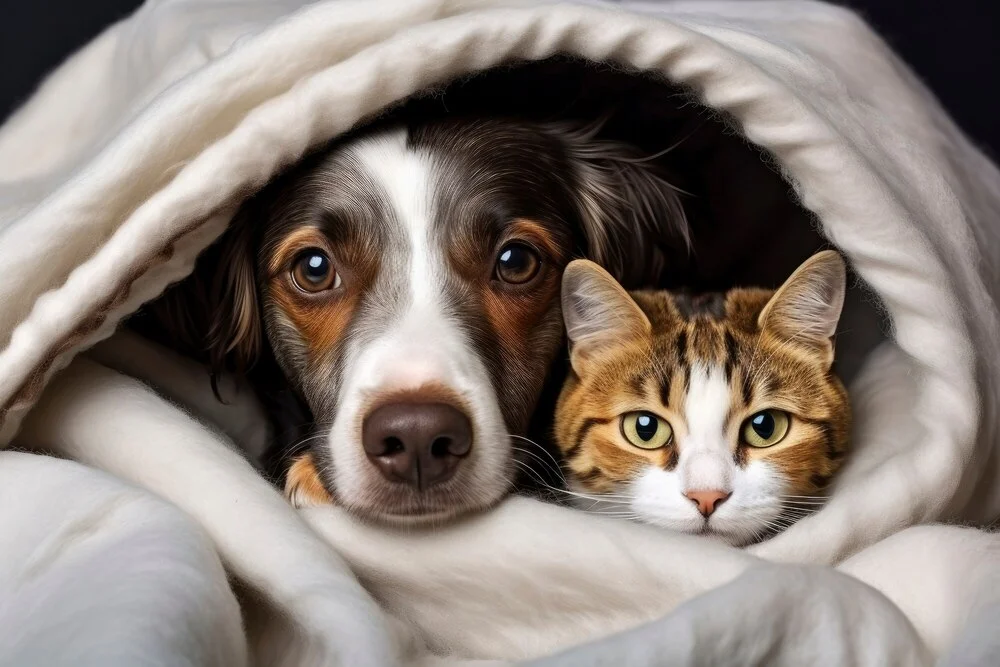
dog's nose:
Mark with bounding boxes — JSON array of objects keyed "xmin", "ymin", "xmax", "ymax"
[
  {"xmin": 362, "ymin": 402, "xmax": 473, "ymax": 490},
  {"xmin": 685, "ymin": 489, "xmax": 731, "ymax": 517}
]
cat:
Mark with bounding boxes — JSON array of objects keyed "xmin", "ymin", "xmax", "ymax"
[{"xmin": 553, "ymin": 251, "xmax": 850, "ymax": 546}]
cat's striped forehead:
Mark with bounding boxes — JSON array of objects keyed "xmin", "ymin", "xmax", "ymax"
[{"xmin": 625, "ymin": 288, "xmax": 773, "ymax": 395}]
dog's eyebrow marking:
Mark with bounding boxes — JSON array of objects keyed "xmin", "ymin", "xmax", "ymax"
[
  {"xmin": 266, "ymin": 227, "xmax": 332, "ymax": 277},
  {"xmin": 506, "ymin": 218, "xmax": 563, "ymax": 261}
]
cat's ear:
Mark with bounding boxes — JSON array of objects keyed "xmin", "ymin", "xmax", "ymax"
[
  {"xmin": 758, "ymin": 250, "xmax": 846, "ymax": 368},
  {"xmin": 562, "ymin": 259, "xmax": 651, "ymax": 374}
]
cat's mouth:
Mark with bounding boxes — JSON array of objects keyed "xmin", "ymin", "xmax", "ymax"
[
  {"xmin": 691, "ymin": 515, "xmax": 750, "ymax": 545},
  {"xmin": 695, "ymin": 519, "xmax": 726, "ymax": 537},
  {"xmin": 697, "ymin": 522, "xmax": 727, "ymax": 538},
  {"xmin": 695, "ymin": 517, "xmax": 782, "ymax": 547}
]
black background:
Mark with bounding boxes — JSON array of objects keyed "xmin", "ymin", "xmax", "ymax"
[{"xmin": 2, "ymin": 0, "xmax": 999, "ymax": 157}]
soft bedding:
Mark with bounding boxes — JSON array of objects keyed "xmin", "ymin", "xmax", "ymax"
[{"xmin": 2, "ymin": 1, "xmax": 999, "ymax": 665}]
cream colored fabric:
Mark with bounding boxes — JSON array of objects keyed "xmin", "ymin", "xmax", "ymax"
[
  {"xmin": 0, "ymin": 452, "xmax": 246, "ymax": 667},
  {"xmin": 2, "ymin": 1, "xmax": 999, "ymax": 664}
]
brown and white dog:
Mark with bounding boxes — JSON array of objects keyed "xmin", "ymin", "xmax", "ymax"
[{"xmin": 144, "ymin": 116, "xmax": 688, "ymax": 524}]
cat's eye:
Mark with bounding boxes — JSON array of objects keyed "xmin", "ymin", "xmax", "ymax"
[
  {"xmin": 742, "ymin": 410, "xmax": 790, "ymax": 448},
  {"xmin": 621, "ymin": 411, "xmax": 673, "ymax": 450},
  {"xmin": 291, "ymin": 249, "xmax": 341, "ymax": 293},
  {"xmin": 496, "ymin": 241, "xmax": 541, "ymax": 284}
]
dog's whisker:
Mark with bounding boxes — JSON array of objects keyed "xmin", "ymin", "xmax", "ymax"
[
  {"xmin": 508, "ymin": 444, "xmax": 567, "ymax": 485},
  {"xmin": 528, "ymin": 481, "xmax": 637, "ymax": 505}
]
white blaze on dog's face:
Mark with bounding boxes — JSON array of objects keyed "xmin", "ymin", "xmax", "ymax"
[{"xmin": 223, "ymin": 118, "xmax": 687, "ymax": 523}]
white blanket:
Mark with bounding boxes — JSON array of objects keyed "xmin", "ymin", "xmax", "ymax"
[{"xmin": 2, "ymin": 0, "xmax": 999, "ymax": 664}]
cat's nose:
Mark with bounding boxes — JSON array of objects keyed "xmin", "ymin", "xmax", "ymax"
[{"xmin": 685, "ymin": 489, "xmax": 731, "ymax": 517}]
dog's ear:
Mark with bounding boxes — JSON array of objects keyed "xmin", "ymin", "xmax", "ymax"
[
  {"xmin": 205, "ymin": 208, "xmax": 262, "ymax": 376},
  {"xmin": 544, "ymin": 121, "xmax": 689, "ymax": 287},
  {"xmin": 137, "ymin": 206, "xmax": 262, "ymax": 382}
]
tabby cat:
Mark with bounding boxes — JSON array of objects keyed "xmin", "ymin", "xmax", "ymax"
[{"xmin": 554, "ymin": 251, "xmax": 850, "ymax": 545}]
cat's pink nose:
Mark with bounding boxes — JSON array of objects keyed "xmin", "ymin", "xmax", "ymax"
[{"xmin": 685, "ymin": 490, "xmax": 731, "ymax": 517}]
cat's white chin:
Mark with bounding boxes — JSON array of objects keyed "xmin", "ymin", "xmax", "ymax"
[{"xmin": 616, "ymin": 464, "xmax": 787, "ymax": 547}]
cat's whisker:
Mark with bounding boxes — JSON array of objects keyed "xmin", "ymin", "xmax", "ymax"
[
  {"xmin": 780, "ymin": 501, "xmax": 822, "ymax": 511},
  {"xmin": 780, "ymin": 500, "xmax": 829, "ymax": 508},
  {"xmin": 780, "ymin": 501, "xmax": 828, "ymax": 508},
  {"xmin": 742, "ymin": 522, "xmax": 773, "ymax": 546},
  {"xmin": 772, "ymin": 514, "xmax": 804, "ymax": 525},
  {"xmin": 781, "ymin": 507, "xmax": 825, "ymax": 515},
  {"xmin": 757, "ymin": 519, "xmax": 794, "ymax": 537},
  {"xmin": 783, "ymin": 511, "xmax": 821, "ymax": 518}
]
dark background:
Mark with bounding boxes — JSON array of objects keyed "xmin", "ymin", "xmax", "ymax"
[{"xmin": 2, "ymin": 0, "xmax": 999, "ymax": 157}]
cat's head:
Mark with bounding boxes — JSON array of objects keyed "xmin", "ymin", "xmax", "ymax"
[{"xmin": 554, "ymin": 251, "xmax": 850, "ymax": 546}]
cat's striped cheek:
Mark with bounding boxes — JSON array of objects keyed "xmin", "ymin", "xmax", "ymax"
[{"xmin": 569, "ymin": 465, "xmax": 619, "ymax": 494}]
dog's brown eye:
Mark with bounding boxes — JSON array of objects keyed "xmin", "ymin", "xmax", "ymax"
[
  {"xmin": 496, "ymin": 242, "xmax": 541, "ymax": 284},
  {"xmin": 291, "ymin": 250, "xmax": 340, "ymax": 293}
]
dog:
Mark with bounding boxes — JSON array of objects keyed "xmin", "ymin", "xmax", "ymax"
[{"xmin": 140, "ymin": 116, "xmax": 688, "ymax": 525}]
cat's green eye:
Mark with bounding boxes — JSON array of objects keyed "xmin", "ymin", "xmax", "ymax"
[
  {"xmin": 742, "ymin": 410, "xmax": 791, "ymax": 448},
  {"xmin": 621, "ymin": 411, "xmax": 673, "ymax": 450}
]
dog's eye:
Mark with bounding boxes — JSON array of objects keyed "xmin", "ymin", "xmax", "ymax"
[
  {"xmin": 496, "ymin": 242, "xmax": 541, "ymax": 284},
  {"xmin": 291, "ymin": 250, "xmax": 341, "ymax": 293}
]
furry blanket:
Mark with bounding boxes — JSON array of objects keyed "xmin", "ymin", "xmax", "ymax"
[{"xmin": 2, "ymin": 0, "xmax": 999, "ymax": 664}]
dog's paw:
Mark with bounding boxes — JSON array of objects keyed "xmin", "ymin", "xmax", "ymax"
[{"xmin": 285, "ymin": 453, "xmax": 334, "ymax": 508}]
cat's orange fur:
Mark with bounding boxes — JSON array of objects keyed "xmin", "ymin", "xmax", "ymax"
[{"xmin": 553, "ymin": 252, "xmax": 850, "ymax": 543}]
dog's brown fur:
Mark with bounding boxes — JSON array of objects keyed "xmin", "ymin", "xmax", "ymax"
[{"xmin": 133, "ymin": 117, "xmax": 690, "ymax": 517}]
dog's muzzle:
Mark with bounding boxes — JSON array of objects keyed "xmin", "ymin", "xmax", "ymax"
[{"xmin": 362, "ymin": 399, "xmax": 473, "ymax": 490}]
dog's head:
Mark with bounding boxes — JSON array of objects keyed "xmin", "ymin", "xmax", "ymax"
[{"xmin": 198, "ymin": 117, "xmax": 687, "ymax": 523}]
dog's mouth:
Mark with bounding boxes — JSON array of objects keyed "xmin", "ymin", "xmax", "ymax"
[
  {"xmin": 286, "ymin": 448, "xmax": 514, "ymax": 523},
  {"xmin": 340, "ymin": 471, "xmax": 515, "ymax": 526}
]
